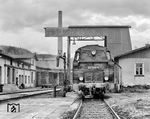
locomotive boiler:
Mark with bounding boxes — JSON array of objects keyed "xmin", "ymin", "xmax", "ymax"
[{"xmin": 73, "ymin": 45, "xmax": 115, "ymax": 98}]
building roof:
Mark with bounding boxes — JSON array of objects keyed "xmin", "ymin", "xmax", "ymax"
[
  {"xmin": 0, "ymin": 50, "xmax": 13, "ymax": 59},
  {"xmin": 11, "ymin": 53, "xmax": 38, "ymax": 60},
  {"xmin": 36, "ymin": 54, "xmax": 64, "ymax": 69},
  {"xmin": 0, "ymin": 45, "xmax": 32, "ymax": 55},
  {"xmin": 37, "ymin": 54, "xmax": 56, "ymax": 59},
  {"xmin": 69, "ymin": 25, "xmax": 131, "ymax": 28},
  {"xmin": 115, "ymin": 45, "xmax": 150, "ymax": 59},
  {"xmin": 0, "ymin": 51, "xmax": 31, "ymax": 66},
  {"xmin": 11, "ymin": 54, "xmax": 34, "ymax": 59}
]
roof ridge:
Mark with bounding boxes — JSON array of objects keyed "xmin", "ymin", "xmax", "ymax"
[{"xmin": 115, "ymin": 45, "xmax": 150, "ymax": 59}]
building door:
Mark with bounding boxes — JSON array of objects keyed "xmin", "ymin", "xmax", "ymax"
[
  {"xmin": 22, "ymin": 75, "xmax": 24, "ymax": 84},
  {"xmin": 7, "ymin": 67, "xmax": 10, "ymax": 84},
  {"xmin": 19, "ymin": 75, "xmax": 21, "ymax": 85},
  {"xmin": 0, "ymin": 66, "xmax": 2, "ymax": 84},
  {"xmin": 31, "ymin": 72, "xmax": 33, "ymax": 84},
  {"xmin": 12, "ymin": 69, "xmax": 15, "ymax": 84},
  {"xmin": 53, "ymin": 73, "xmax": 58, "ymax": 85},
  {"xmin": 16, "ymin": 77, "xmax": 18, "ymax": 86}
]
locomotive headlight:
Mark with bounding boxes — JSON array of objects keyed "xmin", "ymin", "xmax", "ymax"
[
  {"xmin": 104, "ymin": 76, "xmax": 109, "ymax": 81},
  {"xmin": 79, "ymin": 77, "xmax": 83, "ymax": 81},
  {"xmin": 91, "ymin": 50, "xmax": 96, "ymax": 56}
]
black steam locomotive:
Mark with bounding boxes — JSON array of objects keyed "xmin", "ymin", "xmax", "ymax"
[{"xmin": 73, "ymin": 44, "xmax": 115, "ymax": 98}]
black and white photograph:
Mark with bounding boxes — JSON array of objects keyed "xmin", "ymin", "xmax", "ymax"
[{"xmin": 0, "ymin": 0, "xmax": 150, "ymax": 119}]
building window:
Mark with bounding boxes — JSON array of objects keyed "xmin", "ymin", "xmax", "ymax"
[
  {"xmin": 135, "ymin": 63, "xmax": 144, "ymax": 76},
  {"xmin": 17, "ymin": 62, "xmax": 19, "ymax": 67},
  {"xmin": 28, "ymin": 76, "xmax": 30, "ymax": 84},
  {"xmin": 31, "ymin": 59, "xmax": 34, "ymax": 65},
  {"xmin": 12, "ymin": 69, "xmax": 15, "ymax": 84},
  {"xmin": 31, "ymin": 72, "xmax": 33, "ymax": 83},
  {"xmin": 32, "ymin": 59, "xmax": 34, "ymax": 65},
  {"xmin": 22, "ymin": 64, "xmax": 24, "ymax": 69},
  {"xmin": 25, "ymin": 76, "xmax": 27, "ymax": 84},
  {"xmin": 22, "ymin": 75, "xmax": 24, "ymax": 83},
  {"xmin": 10, "ymin": 60, "xmax": 13, "ymax": 65},
  {"xmin": 19, "ymin": 75, "xmax": 21, "ymax": 84}
]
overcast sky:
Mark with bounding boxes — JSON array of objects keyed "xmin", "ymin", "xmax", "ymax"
[{"xmin": 0, "ymin": 0, "xmax": 150, "ymax": 56}]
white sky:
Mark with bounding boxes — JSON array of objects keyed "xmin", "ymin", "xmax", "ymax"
[{"xmin": 0, "ymin": 0, "xmax": 150, "ymax": 57}]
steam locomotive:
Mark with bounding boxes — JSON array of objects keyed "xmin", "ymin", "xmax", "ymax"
[{"xmin": 73, "ymin": 44, "xmax": 115, "ymax": 98}]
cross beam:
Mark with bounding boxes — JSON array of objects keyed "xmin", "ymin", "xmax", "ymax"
[
  {"xmin": 70, "ymin": 36, "xmax": 105, "ymax": 41},
  {"xmin": 44, "ymin": 25, "xmax": 130, "ymax": 37},
  {"xmin": 44, "ymin": 27, "xmax": 105, "ymax": 37}
]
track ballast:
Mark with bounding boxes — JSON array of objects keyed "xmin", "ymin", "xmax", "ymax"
[{"xmin": 76, "ymin": 99, "xmax": 119, "ymax": 119}]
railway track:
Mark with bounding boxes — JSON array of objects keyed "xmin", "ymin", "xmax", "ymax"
[{"xmin": 73, "ymin": 98, "xmax": 121, "ymax": 119}]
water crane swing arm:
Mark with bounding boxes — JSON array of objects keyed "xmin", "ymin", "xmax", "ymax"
[{"xmin": 56, "ymin": 53, "xmax": 66, "ymax": 67}]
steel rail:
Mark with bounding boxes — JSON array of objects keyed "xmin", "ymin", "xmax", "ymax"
[
  {"xmin": 72, "ymin": 98, "xmax": 120, "ymax": 119},
  {"xmin": 72, "ymin": 99, "xmax": 82, "ymax": 119},
  {"xmin": 104, "ymin": 100, "xmax": 121, "ymax": 119}
]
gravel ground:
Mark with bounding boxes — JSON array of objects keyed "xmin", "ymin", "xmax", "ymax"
[
  {"xmin": 78, "ymin": 99, "xmax": 114, "ymax": 119},
  {"xmin": 60, "ymin": 98, "xmax": 80, "ymax": 119},
  {"xmin": 106, "ymin": 89, "xmax": 150, "ymax": 119},
  {"xmin": 0, "ymin": 92, "xmax": 78, "ymax": 119}
]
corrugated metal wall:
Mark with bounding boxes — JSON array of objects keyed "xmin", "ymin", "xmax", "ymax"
[{"xmin": 68, "ymin": 27, "xmax": 132, "ymax": 58}]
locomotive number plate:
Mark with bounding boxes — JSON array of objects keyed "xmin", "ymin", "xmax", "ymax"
[{"xmin": 87, "ymin": 66, "xmax": 100, "ymax": 69}]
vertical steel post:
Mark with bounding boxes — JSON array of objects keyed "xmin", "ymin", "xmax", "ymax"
[
  {"xmin": 58, "ymin": 11, "xmax": 63, "ymax": 55},
  {"xmin": 67, "ymin": 36, "xmax": 71, "ymax": 84},
  {"xmin": 104, "ymin": 36, "xmax": 107, "ymax": 47},
  {"xmin": 63, "ymin": 53, "xmax": 67, "ymax": 97},
  {"xmin": 63, "ymin": 53, "xmax": 66, "ymax": 84},
  {"xmin": 54, "ymin": 11, "xmax": 63, "ymax": 97},
  {"xmin": 53, "ymin": 85, "xmax": 56, "ymax": 97}
]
